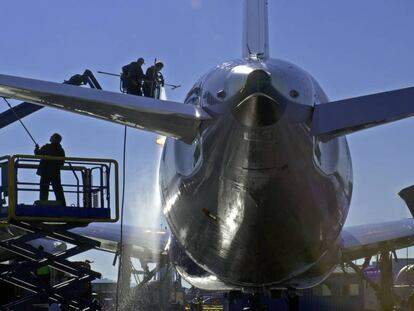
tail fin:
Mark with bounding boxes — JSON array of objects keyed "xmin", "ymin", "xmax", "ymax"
[{"xmin": 242, "ymin": 0, "xmax": 269, "ymax": 59}]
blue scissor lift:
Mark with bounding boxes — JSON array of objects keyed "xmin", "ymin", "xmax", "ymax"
[{"xmin": 0, "ymin": 155, "xmax": 119, "ymax": 310}]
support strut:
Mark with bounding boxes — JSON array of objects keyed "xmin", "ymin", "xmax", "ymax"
[{"xmin": 0, "ymin": 221, "xmax": 102, "ymax": 310}]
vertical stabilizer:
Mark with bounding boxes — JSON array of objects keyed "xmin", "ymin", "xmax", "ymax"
[{"xmin": 243, "ymin": 0, "xmax": 269, "ymax": 59}]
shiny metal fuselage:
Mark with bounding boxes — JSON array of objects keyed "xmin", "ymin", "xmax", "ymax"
[{"xmin": 160, "ymin": 58, "xmax": 353, "ymax": 289}]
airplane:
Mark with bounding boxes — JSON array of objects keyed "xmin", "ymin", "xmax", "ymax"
[{"xmin": 1, "ymin": 0, "xmax": 414, "ymax": 294}]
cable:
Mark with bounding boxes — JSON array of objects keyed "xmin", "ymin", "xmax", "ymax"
[
  {"xmin": 115, "ymin": 125, "xmax": 127, "ymax": 311},
  {"xmin": 2, "ymin": 97, "xmax": 38, "ymax": 146}
]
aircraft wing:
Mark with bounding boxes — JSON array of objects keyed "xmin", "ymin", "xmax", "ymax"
[
  {"xmin": 72, "ymin": 223, "xmax": 169, "ymax": 262},
  {"xmin": 341, "ymin": 218, "xmax": 414, "ymax": 262},
  {"xmin": 311, "ymin": 86, "xmax": 414, "ymax": 141},
  {"xmin": 0, "ymin": 74, "xmax": 212, "ymax": 143}
]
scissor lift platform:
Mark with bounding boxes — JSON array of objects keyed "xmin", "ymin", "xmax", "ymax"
[
  {"xmin": 0, "ymin": 154, "xmax": 119, "ymax": 310},
  {"xmin": 0, "ymin": 154, "xmax": 119, "ymax": 223}
]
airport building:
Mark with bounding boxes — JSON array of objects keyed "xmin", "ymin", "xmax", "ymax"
[{"xmin": 178, "ymin": 261, "xmax": 414, "ymax": 310}]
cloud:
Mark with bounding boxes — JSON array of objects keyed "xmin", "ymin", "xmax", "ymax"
[{"xmin": 190, "ymin": 0, "xmax": 202, "ymax": 9}]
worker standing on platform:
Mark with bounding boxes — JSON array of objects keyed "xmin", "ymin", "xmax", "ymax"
[
  {"xmin": 34, "ymin": 133, "xmax": 66, "ymax": 206},
  {"xmin": 143, "ymin": 62, "xmax": 164, "ymax": 98},
  {"xmin": 122, "ymin": 57, "xmax": 146, "ymax": 96}
]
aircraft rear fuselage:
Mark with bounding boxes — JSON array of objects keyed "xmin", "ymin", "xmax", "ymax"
[{"xmin": 160, "ymin": 58, "xmax": 353, "ymax": 288}]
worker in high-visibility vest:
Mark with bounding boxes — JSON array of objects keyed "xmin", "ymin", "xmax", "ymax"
[{"xmin": 35, "ymin": 246, "xmax": 51, "ymax": 287}]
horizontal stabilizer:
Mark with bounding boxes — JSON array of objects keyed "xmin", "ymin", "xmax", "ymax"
[
  {"xmin": 311, "ymin": 86, "xmax": 414, "ymax": 141},
  {"xmin": 0, "ymin": 74, "xmax": 212, "ymax": 142},
  {"xmin": 0, "ymin": 71, "xmax": 102, "ymax": 129}
]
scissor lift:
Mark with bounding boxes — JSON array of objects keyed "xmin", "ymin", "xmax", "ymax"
[{"xmin": 0, "ymin": 155, "xmax": 119, "ymax": 310}]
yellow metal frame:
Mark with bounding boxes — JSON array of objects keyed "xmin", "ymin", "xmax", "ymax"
[{"xmin": 1, "ymin": 154, "xmax": 119, "ymax": 224}]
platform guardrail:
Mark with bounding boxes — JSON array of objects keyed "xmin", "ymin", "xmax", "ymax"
[{"xmin": 0, "ymin": 154, "xmax": 119, "ymax": 223}]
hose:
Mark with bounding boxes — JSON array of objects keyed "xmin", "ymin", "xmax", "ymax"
[{"xmin": 2, "ymin": 97, "xmax": 38, "ymax": 146}]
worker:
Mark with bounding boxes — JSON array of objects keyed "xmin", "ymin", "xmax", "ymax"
[
  {"xmin": 35, "ymin": 245, "xmax": 51, "ymax": 287},
  {"xmin": 34, "ymin": 133, "xmax": 66, "ymax": 206},
  {"xmin": 143, "ymin": 62, "xmax": 165, "ymax": 98},
  {"xmin": 122, "ymin": 57, "xmax": 146, "ymax": 96}
]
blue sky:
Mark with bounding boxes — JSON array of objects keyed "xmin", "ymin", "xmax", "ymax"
[{"xmin": 1, "ymin": 0, "xmax": 414, "ymax": 280}]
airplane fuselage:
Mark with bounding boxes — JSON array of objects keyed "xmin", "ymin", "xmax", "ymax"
[{"xmin": 160, "ymin": 58, "xmax": 353, "ymax": 289}]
